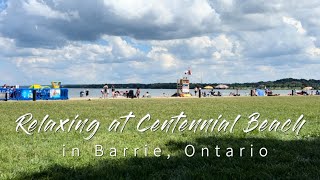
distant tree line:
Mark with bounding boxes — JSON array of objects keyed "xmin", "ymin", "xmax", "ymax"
[{"xmin": 62, "ymin": 78, "xmax": 320, "ymax": 90}]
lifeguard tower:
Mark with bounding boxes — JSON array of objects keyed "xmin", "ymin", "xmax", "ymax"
[
  {"xmin": 177, "ymin": 77, "xmax": 191, "ymax": 97},
  {"xmin": 177, "ymin": 68, "xmax": 192, "ymax": 97}
]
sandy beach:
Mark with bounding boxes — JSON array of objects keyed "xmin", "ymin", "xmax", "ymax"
[{"xmin": 69, "ymin": 95, "xmax": 295, "ymax": 101}]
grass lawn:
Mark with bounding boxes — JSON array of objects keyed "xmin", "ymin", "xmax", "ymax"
[{"xmin": 0, "ymin": 96, "xmax": 320, "ymax": 179}]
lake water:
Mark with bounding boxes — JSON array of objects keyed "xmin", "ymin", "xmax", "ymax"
[{"xmin": 68, "ymin": 88, "xmax": 298, "ymax": 98}]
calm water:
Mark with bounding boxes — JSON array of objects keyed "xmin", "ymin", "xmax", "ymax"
[{"xmin": 68, "ymin": 88, "xmax": 298, "ymax": 98}]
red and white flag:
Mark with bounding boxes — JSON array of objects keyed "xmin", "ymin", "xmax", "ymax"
[{"xmin": 184, "ymin": 68, "xmax": 192, "ymax": 75}]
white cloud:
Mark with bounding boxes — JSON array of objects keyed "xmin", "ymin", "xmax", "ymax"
[
  {"xmin": 0, "ymin": 0, "xmax": 221, "ymax": 47},
  {"xmin": 149, "ymin": 34, "xmax": 239, "ymax": 62},
  {"xmin": 282, "ymin": 16, "xmax": 306, "ymax": 34},
  {"xmin": 104, "ymin": 36, "xmax": 141, "ymax": 59},
  {"xmin": 147, "ymin": 47, "xmax": 178, "ymax": 69},
  {"xmin": 22, "ymin": 0, "xmax": 79, "ymax": 21},
  {"xmin": 307, "ymin": 47, "xmax": 320, "ymax": 57}
]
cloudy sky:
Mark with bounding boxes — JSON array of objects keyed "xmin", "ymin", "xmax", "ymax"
[{"xmin": 0, "ymin": 0, "xmax": 319, "ymax": 85}]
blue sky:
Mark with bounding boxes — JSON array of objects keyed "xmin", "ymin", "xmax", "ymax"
[
  {"xmin": 0, "ymin": 0, "xmax": 7, "ymax": 10},
  {"xmin": 0, "ymin": 0, "xmax": 320, "ymax": 85}
]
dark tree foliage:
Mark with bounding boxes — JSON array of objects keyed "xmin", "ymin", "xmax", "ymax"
[{"xmin": 62, "ymin": 78, "xmax": 320, "ymax": 89}]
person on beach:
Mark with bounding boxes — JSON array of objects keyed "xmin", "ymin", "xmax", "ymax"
[
  {"xmin": 194, "ymin": 87, "xmax": 198, "ymax": 96},
  {"xmin": 85, "ymin": 89, "xmax": 89, "ymax": 97},
  {"xmin": 103, "ymin": 84, "xmax": 109, "ymax": 99},
  {"xmin": 218, "ymin": 91, "xmax": 221, "ymax": 96},
  {"xmin": 136, "ymin": 88, "xmax": 141, "ymax": 98},
  {"xmin": 111, "ymin": 85, "xmax": 115, "ymax": 98},
  {"xmin": 80, "ymin": 90, "xmax": 84, "ymax": 97},
  {"xmin": 100, "ymin": 89, "xmax": 104, "ymax": 98},
  {"xmin": 143, "ymin": 91, "xmax": 150, "ymax": 98}
]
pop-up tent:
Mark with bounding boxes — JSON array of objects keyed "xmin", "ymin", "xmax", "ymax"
[{"xmin": 256, "ymin": 89, "xmax": 265, "ymax": 96}]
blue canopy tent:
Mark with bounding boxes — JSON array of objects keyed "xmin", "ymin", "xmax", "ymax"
[{"xmin": 256, "ymin": 89, "xmax": 265, "ymax": 96}]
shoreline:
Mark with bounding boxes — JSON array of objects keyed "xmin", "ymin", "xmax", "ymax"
[{"xmin": 2, "ymin": 94, "xmax": 320, "ymax": 102}]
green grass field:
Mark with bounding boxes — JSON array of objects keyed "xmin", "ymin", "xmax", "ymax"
[{"xmin": 0, "ymin": 96, "xmax": 320, "ymax": 179}]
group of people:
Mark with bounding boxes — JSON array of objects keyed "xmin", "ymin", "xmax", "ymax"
[
  {"xmin": 80, "ymin": 89, "xmax": 90, "ymax": 97},
  {"xmin": 100, "ymin": 85, "xmax": 150, "ymax": 99},
  {"xmin": 291, "ymin": 89, "xmax": 320, "ymax": 96},
  {"xmin": 1, "ymin": 84, "xmax": 19, "ymax": 99},
  {"xmin": 194, "ymin": 87, "xmax": 221, "ymax": 97},
  {"xmin": 204, "ymin": 90, "xmax": 221, "ymax": 97},
  {"xmin": 101, "ymin": 84, "xmax": 116, "ymax": 98},
  {"xmin": 126, "ymin": 88, "xmax": 151, "ymax": 98}
]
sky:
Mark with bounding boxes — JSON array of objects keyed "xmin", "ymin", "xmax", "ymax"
[{"xmin": 0, "ymin": 0, "xmax": 319, "ymax": 85}]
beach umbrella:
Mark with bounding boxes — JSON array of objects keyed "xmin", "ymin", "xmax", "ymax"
[
  {"xmin": 29, "ymin": 84, "xmax": 42, "ymax": 89},
  {"xmin": 204, "ymin": 85, "xmax": 214, "ymax": 89},
  {"xmin": 41, "ymin": 86, "xmax": 51, "ymax": 89},
  {"xmin": 303, "ymin": 86, "xmax": 313, "ymax": 90},
  {"xmin": 215, "ymin": 84, "xmax": 229, "ymax": 89}
]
